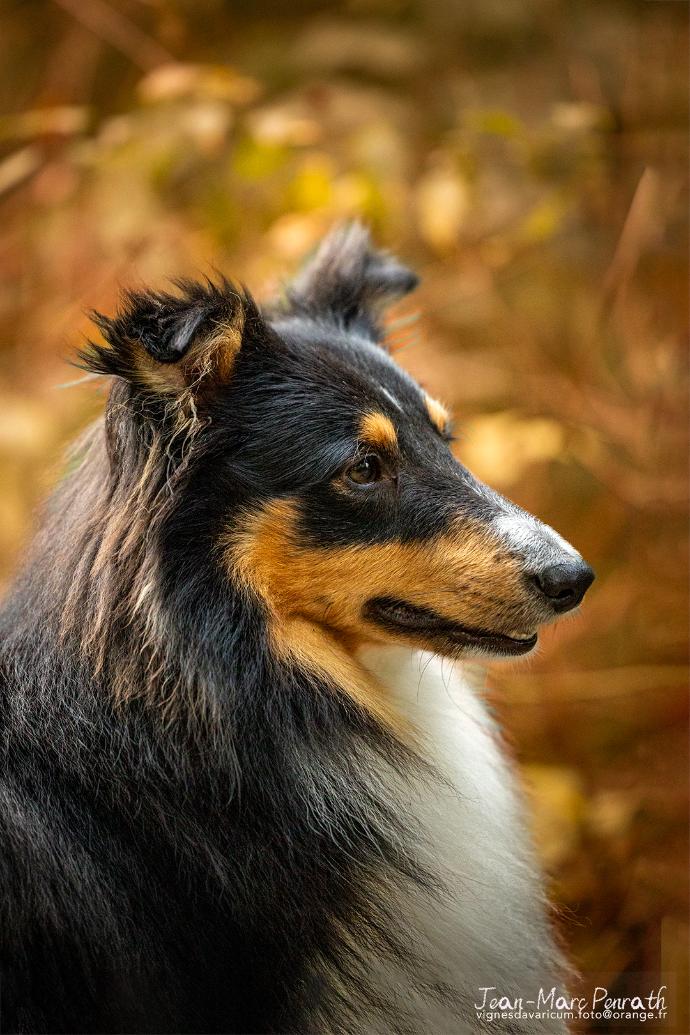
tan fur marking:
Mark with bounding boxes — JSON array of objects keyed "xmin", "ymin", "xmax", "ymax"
[
  {"xmin": 226, "ymin": 499, "xmax": 535, "ymax": 727},
  {"xmin": 272, "ymin": 617, "xmax": 412, "ymax": 738},
  {"xmin": 126, "ymin": 309, "xmax": 245, "ymax": 397},
  {"xmin": 425, "ymin": 394, "xmax": 450, "ymax": 435},
  {"xmin": 359, "ymin": 412, "xmax": 398, "ymax": 453},
  {"xmin": 186, "ymin": 309, "xmax": 245, "ymax": 387},
  {"xmin": 128, "ymin": 348, "xmax": 186, "ymax": 395}
]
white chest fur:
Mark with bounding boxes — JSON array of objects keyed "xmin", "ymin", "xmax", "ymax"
[{"xmin": 356, "ymin": 646, "xmax": 569, "ymax": 1034}]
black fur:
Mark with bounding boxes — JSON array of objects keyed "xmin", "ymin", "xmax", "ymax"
[
  {"xmin": 286, "ymin": 222, "xmax": 419, "ymax": 339},
  {"xmin": 0, "ymin": 225, "xmax": 580, "ymax": 1033}
]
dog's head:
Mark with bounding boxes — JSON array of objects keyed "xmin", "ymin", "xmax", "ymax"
[{"xmin": 85, "ymin": 225, "xmax": 593, "ymax": 663}]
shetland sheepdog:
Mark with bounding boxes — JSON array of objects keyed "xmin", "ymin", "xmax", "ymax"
[{"xmin": 0, "ymin": 224, "xmax": 593, "ymax": 1034}]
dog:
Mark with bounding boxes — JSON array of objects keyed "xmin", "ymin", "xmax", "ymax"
[{"xmin": 0, "ymin": 224, "xmax": 594, "ymax": 1034}]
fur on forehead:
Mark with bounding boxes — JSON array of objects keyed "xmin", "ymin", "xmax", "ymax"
[{"xmin": 284, "ymin": 223, "xmax": 418, "ymax": 341}]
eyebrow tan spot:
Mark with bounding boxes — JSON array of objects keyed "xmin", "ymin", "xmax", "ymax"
[
  {"xmin": 424, "ymin": 394, "xmax": 450, "ymax": 435},
  {"xmin": 359, "ymin": 412, "xmax": 398, "ymax": 452}
]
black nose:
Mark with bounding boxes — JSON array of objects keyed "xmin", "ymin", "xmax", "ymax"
[{"xmin": 531, "ymin": 560, "xmax": 595, "ymax": 613}]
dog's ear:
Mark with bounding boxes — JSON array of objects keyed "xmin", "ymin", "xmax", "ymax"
[
  {"xmin": 81, "ymin": 279, "xmax": 262, "ymax": 399},
  {"xmin": 286, "ymin": 223, "xmax": 418, "ymax": 341}
]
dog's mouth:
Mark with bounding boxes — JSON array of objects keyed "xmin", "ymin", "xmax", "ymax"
[{"xmin": 364, "ymin": 597, "xmax": 538, "ymax": 657}]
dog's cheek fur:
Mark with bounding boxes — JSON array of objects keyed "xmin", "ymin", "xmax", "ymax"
[{"xmin": 226, "ymin": 497, "xmax": 537, "ymax": 662}]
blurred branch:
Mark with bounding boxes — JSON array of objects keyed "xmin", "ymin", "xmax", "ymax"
[
  {"xmin": 0, "ymin": 147, "xmax": 42, "ymax": 198},
  {"xmin": 52, "ymin": 0, "xmax": 172, "ymax": 71},
  {"xmin": 601, "ymin": 167, "xmax": 662, "ymax": 311}
]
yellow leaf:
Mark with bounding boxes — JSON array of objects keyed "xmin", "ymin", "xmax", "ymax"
[
  {"xmin": 522, "ymin": 764, "xmax": 586, "ymax": 869},
  {"xmin": 139, "ymin": 64, "xmax": 260, "ymax": 106},
  {"xmin": 461, "ymin": 413, "xmax": 565, "ymax": 487},
  {"xmin": 518, "ymin": 194, "xmax": 568, "ymax": 243},
  {"xmin": 414, "ymin": 165, "xmax": 469, "ymax": 252}
]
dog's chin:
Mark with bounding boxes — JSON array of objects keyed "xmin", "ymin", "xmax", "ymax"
[{"xmin": 363, "ymin": 597, "xmax": 538, "ymax": 659}]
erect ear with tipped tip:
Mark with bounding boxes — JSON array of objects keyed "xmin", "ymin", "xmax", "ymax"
[
  {"xmin": 286, "ymin": 223, "xmax": 419, "ymax": 342},
  {"xmin": 80, "ymin": 279, "xmax": 264, "ymax": 399}
]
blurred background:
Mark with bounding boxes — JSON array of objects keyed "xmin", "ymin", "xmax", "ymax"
[{"xmin": 0, "ymin": 1, "xmax": 687, "ymax": 1031}]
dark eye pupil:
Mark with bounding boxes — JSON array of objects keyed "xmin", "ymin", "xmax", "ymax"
[{"xmin": 348, "ymin": 456, "xmax": 380, "ymax": 484}]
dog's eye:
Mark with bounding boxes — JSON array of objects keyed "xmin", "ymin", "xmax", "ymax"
[{"xmin": 346, "ymin": 454, "xmax": 383, "ymax": 485}]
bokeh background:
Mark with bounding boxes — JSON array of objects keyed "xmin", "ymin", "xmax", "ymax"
[{"xmin": 0, "ymin": 2, "xmax": 687, "ymax": 1031}]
